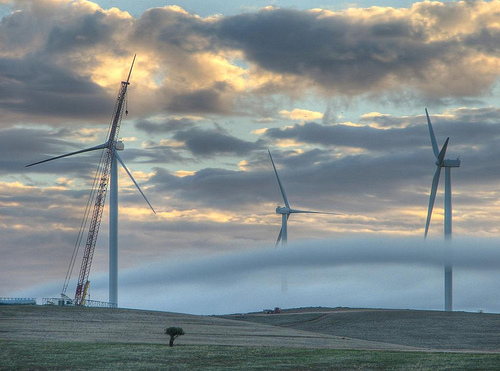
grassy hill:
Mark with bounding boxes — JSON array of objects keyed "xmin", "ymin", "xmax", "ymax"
[
  {"xmin": 221, "ymin": 307, "xmax": 500, "ymax": 351},
  {"xmin": 1, "ymin": 305, "xmax": 500, "ymax": 370},
  {"xmin": 0, "ymin": 305, "xmax": 412, "ymax": 350}
]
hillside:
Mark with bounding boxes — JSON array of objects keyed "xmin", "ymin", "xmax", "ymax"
[
  {"xmin": 221, "ymin": 307, "xmax": 500, "ymax": 352},
  {"xmin": 0, "ymin": 305, "xmax": 414, "ymax": 350},
  {"xmin": 1, "ymin": 305, "xmax": 499, "ymax": 352}
]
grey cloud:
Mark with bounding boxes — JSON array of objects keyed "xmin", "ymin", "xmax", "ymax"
[
  {"xmin": 0, "ymin": 2, "xmax": 124, "ymax": 122},
  {"xmin": 214, "ymin": 8, "xmax": 440, "ymax": 95},
  {"xmin": 135, "ymin": 118, "xmax": 195, "ymax": 134},
  {"xmin": 119, "ymin": 146, "xmax": 188, "ymax": 164},
  {"xmin": 127, "ymin": 107, "xmax": 500, "ymax": 238},
  {"xmin": 46, "ymin": 12, "xmax": 113, "ymax": 53},
  {"xmin": 0, "ymin": 127, "xmax": 103, "ymax": 175},
  {"xmin": 211, "ymin": 6, "xmax": 499, "ymax": 98},
  {"xmin": 3, "ymin": 2, "xmax": 500, "ymax": 122},
  {"xmin": 451, "ymin": 107, "xmax": 500, "ymax": 124},
  {"xmin": 0, "ymin": 0, "xmax": 129, "ymax": 54},
  {"xmin": 68, "ymin": 237, "xmax": 500, "ymax": 314},
  {"xmin": 133, "ymin": 6, "xmax": 212, "ymax": 53},
  {"xmin": 172, "ymin": 125, "xmax": 264, "ymax": 157},
  {"xmin": 0, "ymin": 55, "xmax": 112, "ymax": 119},
  {"xmin": 166, "ymin": 86, "xmax": 233, "ymax": 115},
  {"xmin": 151, "ymin": 166, "xmax": 273, "ymax": 209},
  {"xmin": 265, "ymin": 108, "xmax": 500, "ymax": 154},
  {"xmin": 119, "ymin": 238, "xmax": 500, "ymax": 288},
  {"xmin": 264, "ymin": 122, "xmax": 425, "ymax": 152},
  {"xmin": 0, "ymin": 127, "xmax": 66, "ymax": 171},
  {"xmin": 147, "ymin": 147, "xmax": 423, "ymax": 214},
  {"xmin": 126, "ymin": 108, "xmax": 500, "ymax": 235},
  {"xmin": 464, "ymin": 27, "xmax": 500, "ymax": 56},
  {"xmin": 137, "ymin": 118, "xmax": 264, "ymax": 158},
  {"xmin": 261, "ymin": 115, "xmax": 500, "ymax": 201},
  {"xmin": 146, "ymin": 120, "xmax": 500, "ymax": 216}
]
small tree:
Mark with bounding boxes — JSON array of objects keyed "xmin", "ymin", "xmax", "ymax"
[{"xmin": 165, "ymin": 326, "xmax": 185, "ymax": 347}]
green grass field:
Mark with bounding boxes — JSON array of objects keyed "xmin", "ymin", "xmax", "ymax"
[
  {"xmin": 1, "ymin": 305, "xmax": 499, "ymax": 370},
  {"xmin": 2, "ymin": 340, "xmax": 500, "ymax": 370}
]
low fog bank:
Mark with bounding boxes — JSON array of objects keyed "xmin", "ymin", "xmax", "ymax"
[{"xmin": 13, "ymin": 237, "xmax": 500, "ymax": 315}]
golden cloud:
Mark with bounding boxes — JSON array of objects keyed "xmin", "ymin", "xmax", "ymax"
[{"xmin": 280, "ymin": 109, "xmax": 324, "ymax": 121}]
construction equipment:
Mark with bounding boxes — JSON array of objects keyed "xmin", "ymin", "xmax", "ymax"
[
  {"xmin": 27, "ymin": 55, "xmax": 148, "ymax": 306},
  {"xmin": 72, "ymin": 60, "xmax": 133, "ymax": 305},
  {"xmin": 264, "ymin": 307, "xmax": 282, "ymax": 314}
]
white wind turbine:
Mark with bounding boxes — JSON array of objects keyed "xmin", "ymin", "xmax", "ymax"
[
  {"xmin": 424, "ymin": 108, "xmax": 460, "ymax": 312},
  {"xmin": 26, "ymin": 57, "xmax": 155, "ymax": 306},
  {"xmin": 27, "ymin": 142, "xmax": 155, "ymax": 304},
  {"xmin": 268, "ymin": 150, "xmax": 336, "ymax": 246}
]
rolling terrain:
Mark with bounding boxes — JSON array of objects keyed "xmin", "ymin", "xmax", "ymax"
[
  {"xmin": 1, "ymin": 305, "xmax": 498, "ymax": 352},
  {"xmin": 221, "ymin": 307, "xmax": 500, "ymax": 352},
  {"xmin": 0, "ymin": 305, "xmax": 413, "ymax": 350},
  {"xmin": 2, "ymin": 305, "xmax": 500, "ymax": 369}
]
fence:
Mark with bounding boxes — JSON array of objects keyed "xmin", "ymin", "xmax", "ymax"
[
  {"xmin": 84, "ymin": 300, "xmax": 117, "ymax": 308},
  {"xmin": 42, "ymin": 297, "xmax": 117, "ymax": 308},
  {"xmin": 0, "ymin": 297, "xmax": 37, "ymax": 305}
]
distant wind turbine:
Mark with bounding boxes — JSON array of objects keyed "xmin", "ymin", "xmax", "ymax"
[
  {"xmin": 26, "ymin": 55, "xmax": 155, "ymax": 306},
  {"xmin": 268, "ymin": 150, "xmax": 337, "ymax": 246},
  {"xmin": 424, "ymin": 108, "xmax": 460, "ymax": 312}
]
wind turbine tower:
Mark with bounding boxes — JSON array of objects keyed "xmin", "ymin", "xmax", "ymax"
[
  {"xmin": 27, "ymin": 55, "xmax": 155, "ymax": 307},
  {"xmin": 424, "ymin": 108, "xmax": 460, "ymax": 312}
]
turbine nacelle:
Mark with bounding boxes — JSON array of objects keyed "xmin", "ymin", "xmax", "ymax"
[
  {"xmin": 276, "ymin": 206, "xmax": 323, "ymax": 215},
  {"xmin": 103, "ymin": 140, "xmax": 124, "ymax": 151},
  {"xmin": 442, "ymin": 159, "xmax": 460, "ymax": 167},
  {"xmin": 276, "ymin": 206, "xmax": 289, "ymax": 214}
]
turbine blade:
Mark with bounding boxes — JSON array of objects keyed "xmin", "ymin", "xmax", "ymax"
[
  {"xmin": 25, "ymin": 143, "xmax": 107, "ymax": 167},
  {"xmin": 114, "ymin": 151, "xmax": 156, "ymax": 214},
  {"xmin": 289, "ymin": 209, "xmax": 340, "ymax": 215},
  {"xmin": 275, "ymin": 214, "xmax": 290, "ymax": 246},
  {"xmin": 268, "ymin": 150, "xmax": 290, "ymax": 208},
  {"xmin": 425, "ymin": 165, "xmax": 442, "ymax": 238},
  {"xmin": 275, "ymin": 228, "xmax": 282, "ymax": 247},
  {"xmin": 437, "ymin": 137, "xmax": 449, "ymax": 165},
  {"xmin": 426, "ymin": 108, "xmax": 439, "ymax": 159}
]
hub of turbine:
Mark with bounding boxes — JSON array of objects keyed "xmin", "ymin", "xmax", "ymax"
[{"xmin": 276, "ymin": 206, "xmax": 290, "ymax": 214}]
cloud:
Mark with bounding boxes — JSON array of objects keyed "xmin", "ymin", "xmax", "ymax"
[
  {"xmin": 0, "ymin": 1, "xmax": 132, "ymax": 122},
  {"xmin": 17, "ymin": 106, "xmax": 500, "ymax": 241},
  {"xmin": 136, "ymin": 117, "xmax": 265, "ymax": 158},
  {"xmin": 263, "ymin": 107, "xmax": 500, "ymax": 157},
  {"xmin": 4, "ymin": 1, "xmax": 500, "ymax": 123},
  {"xmin": 149, "ymin": 166, "xmax": 273, "ymax": 209},
  {"xmin": 214, "ymin": 3, "xmax": 500, "ymax": 98},
  {"xmin": 172, "ymin": 125, "xmax": 264, "ymax": 157},
  {"xmin": 280, "ymin": 109, "xmax": 324, "ymax": 121},
  {"xmin": 0, "ymin": 55, "xmax": 113, "ymax": 120},
  {"xmin": 0, "ymin": 127, "xmax": 107, "ymax": 175},
  {"xmin": 118, "ymin": 145, "xmax": 188, "ymax": 165},
  {"xmin": 135, "ymin": 117, "xmax": 196, "ymax": 134},
  {"xmin": 265, "ymin": 122, "xmax": 419, "ymax": 152},
  {"xmin": 166, "ymin": 86, "xmax": 233, "ymax": 114},
  {"xmin": 13, "ymin": 237, "xmax": 500, "ymax": 314}
]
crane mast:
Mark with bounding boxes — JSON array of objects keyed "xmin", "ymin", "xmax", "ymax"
[{"xmin": 73, "ymin": 56, "xmax": 135, "ymax": 305}]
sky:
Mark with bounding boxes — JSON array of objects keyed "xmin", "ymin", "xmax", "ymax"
[{"xmin": 1, "ymin": 0, "xmax": 500, "ymax": 315}]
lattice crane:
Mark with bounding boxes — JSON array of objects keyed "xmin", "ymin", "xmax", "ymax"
[{"xmin": 27, "ymin": 55, "xmax": 155, "ymax": 306}]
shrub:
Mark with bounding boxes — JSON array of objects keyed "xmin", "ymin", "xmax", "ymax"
[{"xmin": 165, "ymin": 327, "xmax": 185, "ymax": 347}]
